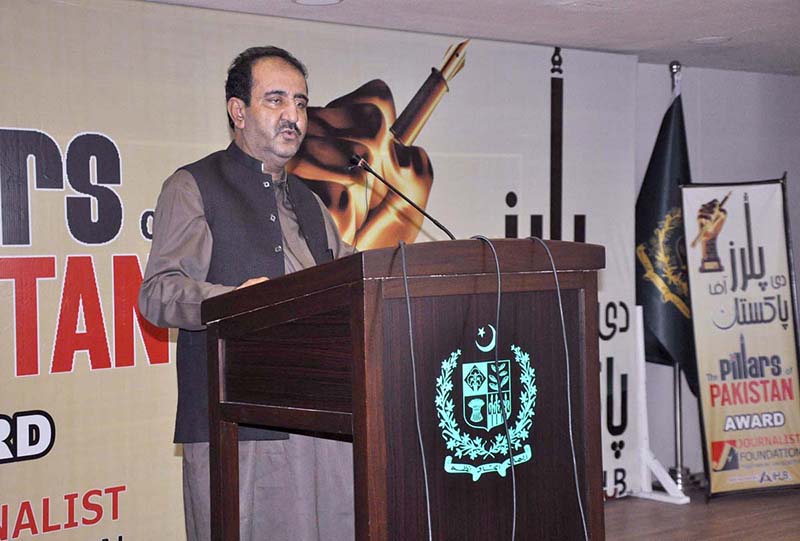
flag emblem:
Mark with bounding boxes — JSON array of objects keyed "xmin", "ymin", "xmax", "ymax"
[{"xmin": 636, "ymin": 206, "xmax": 691, "ymax": 318}]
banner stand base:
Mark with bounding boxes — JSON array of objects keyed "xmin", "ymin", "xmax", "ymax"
[
  {"xmin": 634, "ymin": 449, "xmax": 690, "ymax": 504},
  {"xmin": 630, "ymin": 306, "xmax": 690, "ymax": 505}
]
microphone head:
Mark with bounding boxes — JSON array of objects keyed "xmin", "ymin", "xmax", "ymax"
[
  {"xmin": 348, "ymin": 153, "xmax": 366, "ymax": 171},
  {"xmin": 346, "ymin": 154, "xmax": 360, "ymax": 171}
]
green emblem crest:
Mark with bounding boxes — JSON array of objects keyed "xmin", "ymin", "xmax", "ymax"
[{"xmin": 435, "ymin": 328, "xmax": 537, "ymax": 481}]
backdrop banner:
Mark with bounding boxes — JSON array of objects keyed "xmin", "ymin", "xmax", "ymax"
[
  {"xmin": 1, "ymin": 1, "xmax": 640, "ymax": 538},
  {"xmin": 682, "ymin": 180, "xmax": 800, "ymax": 495}
]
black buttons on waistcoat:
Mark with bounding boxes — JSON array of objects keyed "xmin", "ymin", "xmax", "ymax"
[
  {"xmin": 274, "ymin": 245, "xmax": 283, "ymax": 253},
  {"xmin": 269, "ymin": 213, "xmax": 277, "ymax": 222},
  {"xmin": 263, "ymin": 180, "xmax": 270, "ymax": 188}
]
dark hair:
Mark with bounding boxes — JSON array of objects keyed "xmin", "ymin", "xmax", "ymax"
[{"xmin": 225, "ymin": 46, "xmax": 308, "ymax": 129}]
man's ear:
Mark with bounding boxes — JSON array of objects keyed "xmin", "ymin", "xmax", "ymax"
[{"xmin": 227, "ymin": 97, "xmax": 246, "ymax": 129}]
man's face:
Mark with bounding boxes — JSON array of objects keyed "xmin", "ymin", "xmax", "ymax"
[{"xmin": 234, "ymin": 57, "xmax": 309, "ymax": 173}]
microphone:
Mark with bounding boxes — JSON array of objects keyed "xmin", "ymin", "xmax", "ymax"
[{"xmin": 349, "ymin": 154, "xmax": 456, "ymax": 240}]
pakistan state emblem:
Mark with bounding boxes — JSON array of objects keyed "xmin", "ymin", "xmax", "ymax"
[{"xmin": 435, "ymin": 325, "xmax": 537, "ymax": 481}]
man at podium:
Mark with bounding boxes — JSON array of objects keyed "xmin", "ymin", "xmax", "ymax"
[{"xmin": 139, "ymin": 46, "xmax": 355, "ymax": 541}]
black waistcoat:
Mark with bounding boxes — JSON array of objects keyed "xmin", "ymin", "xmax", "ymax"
[{"xmin": 174, "ymin": 142, "xmax": 331, "ymax": 443}]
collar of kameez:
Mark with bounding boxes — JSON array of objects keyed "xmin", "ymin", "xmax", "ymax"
[{"xmin": 226, "ymin": 141, "xmax": 285, "ymax": 182}]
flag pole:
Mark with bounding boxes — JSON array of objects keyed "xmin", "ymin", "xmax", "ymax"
[{"xmin": 669, "ymin": 60, "xmax": 689, "ymax": 491}]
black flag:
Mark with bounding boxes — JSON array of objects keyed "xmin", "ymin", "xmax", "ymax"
[{"xmin": 635, "ymin": 92, "xmax": 698, "ymax": 396}]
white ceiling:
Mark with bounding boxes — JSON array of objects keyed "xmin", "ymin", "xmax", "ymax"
[{"xmin": 146, "ymin": 0, "xmax": 800, "ymax": 75}]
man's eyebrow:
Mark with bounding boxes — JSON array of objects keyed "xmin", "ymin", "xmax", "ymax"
[
  {"xmin": 262, "ymin": 89, "xmax": 308, "ymax": 102},
  {"xmin": 263, "ymin": 89, "xmax": 288, "ymax": 98}
]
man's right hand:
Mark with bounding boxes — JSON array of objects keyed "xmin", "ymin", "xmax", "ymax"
[{"xmin": 236, "ymin": 277, "xmax": 269, "ymax": 289}]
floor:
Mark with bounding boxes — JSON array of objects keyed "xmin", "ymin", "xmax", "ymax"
[{"xmin": 604, "ymin": 485, "xmax": 800, "ymax": 540}]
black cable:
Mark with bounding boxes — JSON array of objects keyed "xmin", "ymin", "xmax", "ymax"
[
  {"xmin": 399, "ymin": 241, "xmax": 434, "ymax": 540},
  {"xmin": 472, "ymin": 235, "xmax": 518, "ymax": 541},
  {"xmin": 528, "ymin": 236, "xmax": 588, "ymax": 541}
]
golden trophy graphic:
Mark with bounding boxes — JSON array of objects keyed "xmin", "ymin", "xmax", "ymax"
[{"xmin": 691, "ymin": 192, "xmax": 730, "ymax": 273}]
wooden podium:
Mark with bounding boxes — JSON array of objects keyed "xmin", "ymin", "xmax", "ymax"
[{"xmin": 202, "ymin": 239, "xmax": 605, "ymax": 540}]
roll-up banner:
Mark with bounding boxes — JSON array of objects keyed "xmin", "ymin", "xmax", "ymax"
[{"xmin": 682, "ymin": 179, "xmax": 800, "ymax": 495}]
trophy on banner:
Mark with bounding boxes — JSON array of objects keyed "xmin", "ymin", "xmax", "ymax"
[{"xmin": 691, "ymin": 193, "xmax": 731, "ymax": 273}]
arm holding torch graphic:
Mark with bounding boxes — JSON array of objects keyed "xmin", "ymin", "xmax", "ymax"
[
  {"xmin": 692, "ymin": 192, "xmax": 731, "ymax": 248},
  {"xmin": 693, "ymin": 191, "xmax": 731, "ymax": 273}
]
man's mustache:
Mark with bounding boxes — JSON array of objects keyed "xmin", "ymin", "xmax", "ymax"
[{"xmin": 278, "ymin": 122, "xmax": 302, "ymax": 136}]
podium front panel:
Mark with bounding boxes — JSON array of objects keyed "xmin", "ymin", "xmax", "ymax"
[{"xmin": 375, "ymin": 273, "xmax": 599, "ymax": 540}]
